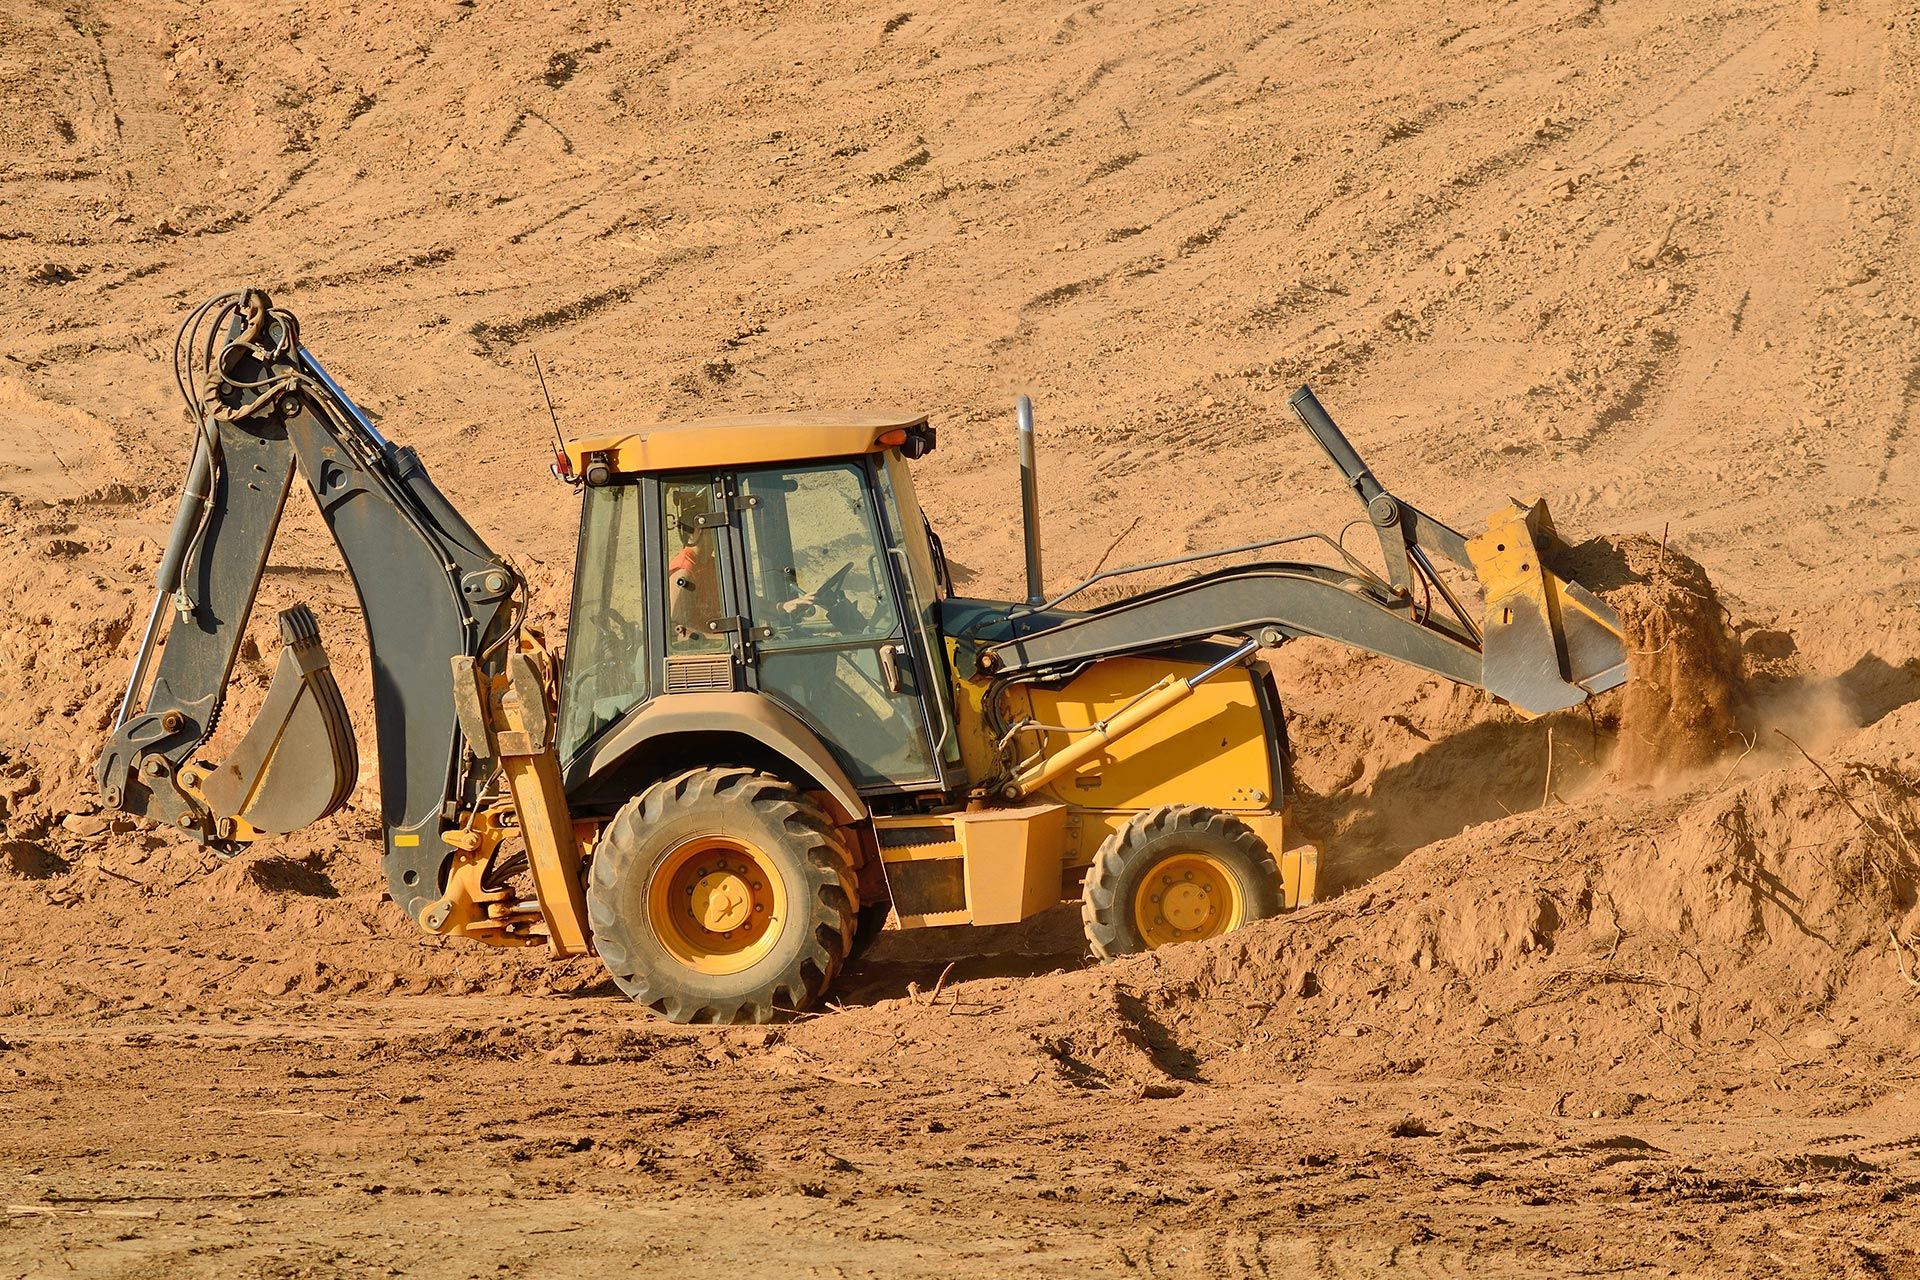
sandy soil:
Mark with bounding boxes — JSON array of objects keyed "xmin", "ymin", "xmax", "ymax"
[{"xmin": 3, "ymin": 0, "xmax": 1920, "ymax": 1274}]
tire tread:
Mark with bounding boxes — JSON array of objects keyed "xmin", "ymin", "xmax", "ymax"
[{"xmin": 1081, "ymin": 804, "xmax": 1282, "ymax": 961}]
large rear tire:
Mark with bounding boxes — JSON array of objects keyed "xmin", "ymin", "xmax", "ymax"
[
  {"xmin": 587, "ymin": 767, "xmax": 859, "ymax": 1023},
  {"xmin": 1081, "ymin": 805, "xmax": 1282, "ymax": 961}
]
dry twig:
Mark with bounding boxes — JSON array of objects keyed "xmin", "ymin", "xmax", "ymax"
[
  {"xmin": 1712, "ymin": 731, "xmax": 1758, "ymax": 791},
  {"xmin": 1889, "ymin": 928, "xmax": 1920, "ymax": 992},
  {"xmin": 918, "ymin": 961, "xmax": 957, "ymax": 1006},
  {"xmin": 1079, "ymin": 515, "xmax": 1144, "ymax": 586},
  {"xmin": 1775, "ymin": 729, "xmax": 1917, "ymax": 866},
  {"xmin": 1542, "ymin": 728, "xmax": 1556, "ymax": 809}
]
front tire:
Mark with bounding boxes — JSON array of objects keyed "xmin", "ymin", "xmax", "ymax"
[
  {"xmin": 587, "ymin": 767, "xmax": 859, "ymax": 1023},
  {"xmin": 1081, "ymin": 805, "xmax": 1282, "ymax": 961}
]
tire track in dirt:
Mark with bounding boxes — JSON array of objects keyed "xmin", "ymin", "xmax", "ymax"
[{"xmin": 1597, "ymin": 0, "xmax": 1900, "ymax": 577}]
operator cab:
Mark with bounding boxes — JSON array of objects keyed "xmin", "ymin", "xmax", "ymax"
[{"xmin": 555, "ymin": 411, "xmax": 959, "ymax": 805}]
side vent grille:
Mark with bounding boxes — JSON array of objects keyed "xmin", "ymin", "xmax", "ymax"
[{"xmin": 665, "ymin": 654, "xmax": 734, "ymax": 694}]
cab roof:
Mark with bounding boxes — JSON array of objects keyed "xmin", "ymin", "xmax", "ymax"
[{"xmin": 565, "ymin": 410, "xmax": 932, "ymax": 477}]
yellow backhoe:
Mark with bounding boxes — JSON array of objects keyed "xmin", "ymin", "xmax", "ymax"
[{"xmin": 97, "ymin": 289, "xmax": 1628, "ymax": 1022}]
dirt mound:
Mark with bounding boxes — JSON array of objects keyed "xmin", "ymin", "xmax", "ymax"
[
  {"xmin": 800, "ymin": 700, "xmax": 1920, "ymax": 1098},
  {"xmin": 1276, "ymin": 639, "xmax": 1574, "ymax": 895},
  {"xmin": 0, "ymin": 816, "xmax": 605, "ymax": 1018}
]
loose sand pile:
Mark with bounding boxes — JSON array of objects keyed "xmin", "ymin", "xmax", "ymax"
[{"xmin": 1575, "ymin": 534, "xmax": 1751, "ymax": 780}]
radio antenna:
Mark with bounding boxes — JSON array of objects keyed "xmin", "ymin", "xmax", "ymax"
[
  {"xmin": 532, "ymin": 351, "xmax": 581, "ymax": 485},
  {"xmin": 531, "ymin": 351, "xmax": 565, "ymax": 453}
]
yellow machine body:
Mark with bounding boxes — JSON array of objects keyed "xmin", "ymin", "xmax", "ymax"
[
  {"xmin": 858, "ymin": 650, "xmax": 1321, "ymax": 933},
  {"xmin": 871, "ymin": 805, "xmax": 1069, "ymax": 929},
  {"xmin": 991, "ymin": 656, "xmax": 1276, "ymax": 818}
]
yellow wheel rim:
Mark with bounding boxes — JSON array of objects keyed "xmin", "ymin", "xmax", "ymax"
[
  {"xmin": 647, "ymin": 835, "xmax": 787, "ymax": 976},
  {"xmin": 1132, "ymin": 852, "xmax": 1244, "ymax": 949}
]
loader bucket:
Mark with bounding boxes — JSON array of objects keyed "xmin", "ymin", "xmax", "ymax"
[
  {"xmin": 1466, "ymin": 501, "xmax": 1628, "ymax": 716},
  {"xmin": 198, "ymin": 605, "xmax": 358, "ymax": 834}
]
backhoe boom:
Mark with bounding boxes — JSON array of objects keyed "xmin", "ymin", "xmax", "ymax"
[{"xmin": 98, "ymin": 290, "xmax": 523, "ymax": 922}]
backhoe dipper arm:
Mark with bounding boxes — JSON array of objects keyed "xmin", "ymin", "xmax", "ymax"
[
  {"xmin": 97, "ymin": 290, "xmax": 519, "ymax": 922},
  {"xmin": 1287, "ymin": 384, "xmax": 1478, "ymax": 635}
]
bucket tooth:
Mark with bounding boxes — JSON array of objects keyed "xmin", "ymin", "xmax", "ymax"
[{"xmin": 200, "ymin": 605, "xmax": 357, "ymax": 834}]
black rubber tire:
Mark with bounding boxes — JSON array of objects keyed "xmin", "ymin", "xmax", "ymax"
[
  {"xmin": 1081, "ymin": 805, "xmax": 1283, "ymax": 961},
  {"xmin": 587, "ymin": 767, "xmax": 859, "ymax": 1024}
]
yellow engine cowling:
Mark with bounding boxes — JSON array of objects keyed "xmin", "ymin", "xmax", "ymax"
[{"xmin": 951, "ymin": 650, "xmax": 1318, "ymax": 912}]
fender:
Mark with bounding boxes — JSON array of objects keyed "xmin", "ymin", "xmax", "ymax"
[{"xmin": 572, "ymin": 691, "xmax": 868, "ymax": 824}]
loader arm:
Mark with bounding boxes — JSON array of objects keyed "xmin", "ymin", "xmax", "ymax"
[
  {"xmin": 980, "ymin": 385, "xmax": 1628, "ymax": 717},
  {"xmin": 96, "ymin": 290, "xmax": 534, "ymax": 925}
]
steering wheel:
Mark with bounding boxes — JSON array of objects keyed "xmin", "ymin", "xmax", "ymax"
[
  {"xmin": 592, "ymin": 608, "xmax": 638, "ymax": 655},
  {"xmin": 567, "ymin": 609, "xmax": 642, "ymax": 712},
  {"xmin": 811, "ymin": 562, "xmax": 855, "ymax": 612},
  {"xmin": 774, "ymin": 562, "xmax": 866, "ymax": 636}
]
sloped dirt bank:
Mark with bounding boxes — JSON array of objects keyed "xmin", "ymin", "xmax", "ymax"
[{"xmin": 797, "ymin": 709, "xmax": 1920, "ymax": 1101}]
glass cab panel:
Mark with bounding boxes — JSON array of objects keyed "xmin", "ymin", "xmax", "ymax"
[
  {"xmin": 557, "ymin": 481, "xmax": 648, "ymax": 765},
  {"xmin": 738, "ymin": 462, "xmax": 938, "ymax": 788},
  {"xmin": 661, "ymin": 476, "xmax": 730, "ymax": 654},
  {"xmin": 877, "ymin": 452, "xmax": 961, "ymax": 772}
]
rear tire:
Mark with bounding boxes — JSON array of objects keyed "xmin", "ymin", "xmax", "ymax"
[
  {"xmin": 1081, "ymin": 805, "xmax": 1282, "ymax": 961},
  {"xmin": 587, "ymin": 767, "xmax": 858, "ymax": 1023}
]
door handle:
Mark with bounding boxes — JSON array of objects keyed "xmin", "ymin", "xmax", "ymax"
[{"xmin": 878, "ymin": 642, "xmax": 908, "ymax": 695}]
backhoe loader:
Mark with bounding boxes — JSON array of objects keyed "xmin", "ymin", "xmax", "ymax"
[{"xmin": 97, "ymin": 289, "xmax": 1629, "ymax": 1023}]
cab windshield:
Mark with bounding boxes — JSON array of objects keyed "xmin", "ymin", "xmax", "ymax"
[{"xmin": 557, "ymin": 481, "xmax": 647, "ymax": 764}]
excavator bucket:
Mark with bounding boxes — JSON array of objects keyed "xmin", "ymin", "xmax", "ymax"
[
  {"xmin": 1466, "ymin": 500, "xmax": 1628, "ymax": 716},
  {"xmin": 197, "ymin": 605, "xmax": 358, "ymax": 835}
]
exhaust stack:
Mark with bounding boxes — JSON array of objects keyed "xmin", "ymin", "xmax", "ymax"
[{"xmin": 1018, "ymin": 395, "xmax": 1045, "ymax": 606}]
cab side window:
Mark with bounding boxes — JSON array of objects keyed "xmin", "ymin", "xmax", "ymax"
[
  {"xmin": 557, "ymin": 481, "xmax": 647, "ymax": 763},
  {"xmin": 740, "ymin": 464, "xmax": 900, "ymax": 648},
  {"xmin": 661, "ymin": 477, "xmax": 728, "ymax": 654}
]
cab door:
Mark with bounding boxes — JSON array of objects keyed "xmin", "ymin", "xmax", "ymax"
[{"xmin": 735, "ymin": 460, "xmax": 941, "ymax": 791}]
